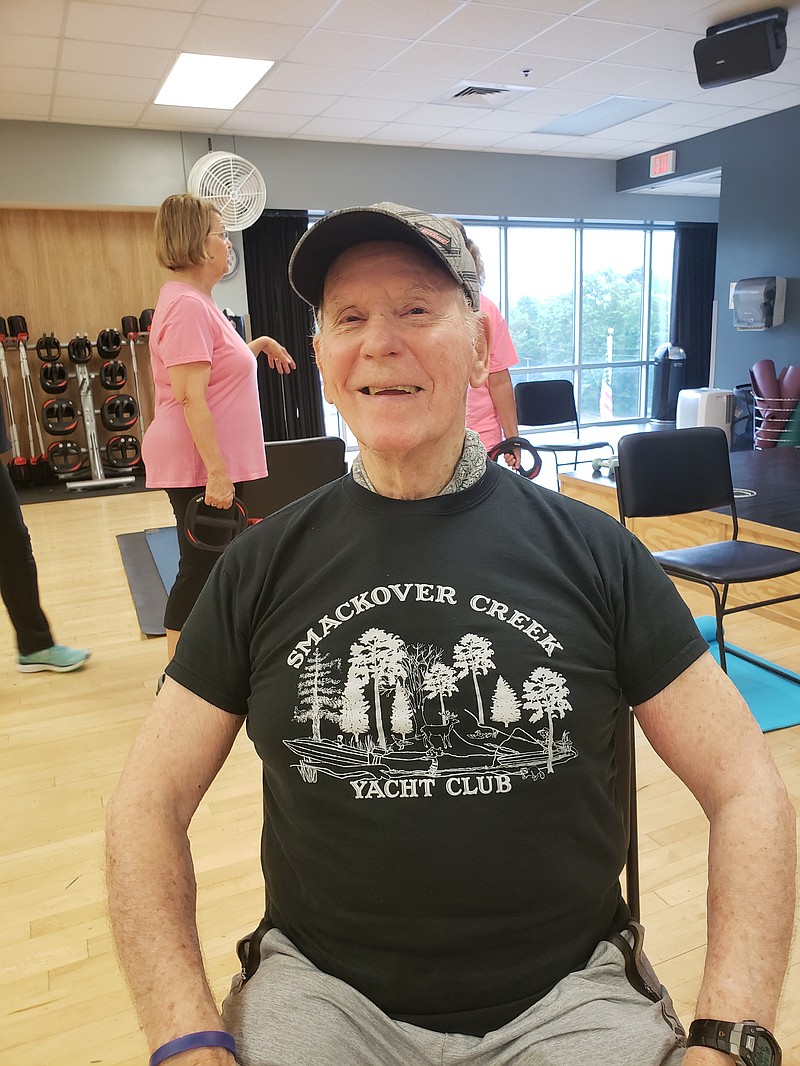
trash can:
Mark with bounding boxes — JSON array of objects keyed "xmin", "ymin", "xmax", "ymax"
[{"xmin": 650, "ymin": 343, "xmax": 686, "ymax": 423}]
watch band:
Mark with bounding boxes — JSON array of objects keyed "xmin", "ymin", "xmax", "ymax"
[{"xmin": 687, "ymin": 1018, "xmax": 781, "ymax": 1066}]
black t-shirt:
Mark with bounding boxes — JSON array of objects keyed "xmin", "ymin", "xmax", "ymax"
[{"xmin": 169, "ymin": 462, "xmax": 707, "ymax": 1035}]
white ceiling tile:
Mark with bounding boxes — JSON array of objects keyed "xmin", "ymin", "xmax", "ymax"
[
  {"xmin": 649, "ymin": 100, "xmax": 737, "ymax": 125},
  {"xmin": 297, "ymin": 116, "xmax": 386, "ymax": 138},
  {"xmin": 424, "ymin": 5, "xmax": 562, "ymax": 51},
  {"xmin": 65, "ymin": 2, "xmax": 192, "ymax": 48},
  {"xmin": 689, "ymin": 107, "xmax": 774, "ymax": 130},
  {"xmin": 52, "ymin": 97, "xmax": 145, "ymax": 123},
  {"xmin": 384, "ymin": 42, "xmax": 506, "ymax": 79},
  {"xmin": 285, "ymin": 29, "xmax": 412, "ymax": 71},
  {"xmin": 430, "ymin": 127, "xmax": 512, "ymax": 147},
  {"xmin": 466, "ymin": 108, "xmax": 552, "ymax": 133},
  {"xmin": 321, "ymin": 97, "xmax": 415, "ymax": 122},
  {"xmin": 201, "ymin": 0, "xmax": 332, "ymax": 23},
  {"xmin": 609, "ymin": 28, "xmax": 699, "ymax": 70},
  {"xmin": 56, "ymin": 71, "xmax": 158, "ymax": 103},
  {"xmin": 477, "ymin": 0, "xmax": 588, "ymax": 12},
  {"xmin": 244, "ymin": 88, "xmax": 339, "ymax": 117},
  {"xmin": 758, "ymin": 87, "xmax": 800, "ymax": 112},
  {"xmin": 0, "ymin": 68, "xmax": 54, "ymax": 96},
  {"xmin": 180, "ymin": 17, "xmax": 308, "ymax": 61},
  {"xmin": 262, "ymin": 62, "xmax": 369, "ymax": 95},
  {"xmin": 492, "ymin": 130, "xmax": 574, "ymax": 150},
  {"xmin": 698, "ymin": 77, "xmax": 800, "ymax": 107},
  {"xmin": 138, "ymin": 103, "xmax": 232, "ymax": 126},
  {"xmin": 470, "ymin": 51, "xmax": 583, "ymax": 87},
  {"xmin": 79, "ymin": 0, "xmax": 201, "ymax": 9},
  {"xmin": 579, "ymin": 0, "xmax": 702, "ymax": 30},
  {"xmin": 319, "ymin": 0, "xmax": 461, "ymax": 38},
  {"xmin": 60, "ymin": 39, "xmax": 174, "ymax": 79},
  {"xmin": 629, "ymin": 69, "xmax": 708, "ymax": 102},
  {"xmin": 529, "ymin": 17, "xmax": 654, "ymax": 62},
  {"xmin": 218, "ymin": 111, "xmax": 310, "ymax": 135},
  {"xmin": 352, "ymin": 71, "xmax": 457, "ymax": 103},
  {"xmin": 550, "ymin": 61, "xmax": 655, "ymax": 95},
  {"xmin": 505, "ymin": 87, "xmax": 609, "ymax": 115},
  {"xmin": 600, "ymin": 118, "xmax": 692, "ymax": 141},
  {"xmin": 0, "ymin": 94, "xmax": 52, "ymax": 119},
  {"xmin": 4, "ymin": 34, "xmax": 60, "ymax": 66},
  {"xmin": 367, "ymin": 121, "xmax": 453, "ymax": 143},
  {"xmin": 4, "ymin": 0, "xmax": 65, "ymax": 36},
  {"xmin": 387, "ymin": 101, "xmax": 492, "ymax": 128}
]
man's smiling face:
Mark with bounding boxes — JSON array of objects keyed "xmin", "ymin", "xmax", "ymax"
[{"xmin": 313, "ymin": 241, "xmax": 489, "ymax": 470}]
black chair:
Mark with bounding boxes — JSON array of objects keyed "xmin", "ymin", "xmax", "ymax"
[
  {"xmin": 514, "ymin": 380, "xmax": 613, "ymax": 476},
  {"xmin": 241, "ymin": 436, "xmax": 347, "ymax": 520},
  {"xmin": 616, "ymin": 426, "xmax": 800, "ymax": 679}
]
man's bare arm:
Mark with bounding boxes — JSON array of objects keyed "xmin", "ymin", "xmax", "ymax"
[
  {"xmin": 106, "ymin": 678, "xmax": 245, "ymax": 1063},
  {"xmin": 634, "ymin": 652, "xmax": 796, "ymax": 1063}
]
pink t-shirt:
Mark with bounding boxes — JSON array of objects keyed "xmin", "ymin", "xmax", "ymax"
[
  {"xmin": 466, "ymin": 295, "xmax": 520, "ymax": 451},
  {"xmin": 142, "ymin": 281, "xmax": 268, "ymax": 488}
]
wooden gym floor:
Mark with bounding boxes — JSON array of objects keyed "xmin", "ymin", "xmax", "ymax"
[{"xmin": 1, "ymin": 489, "xmax": 799, "ymax": 1065}]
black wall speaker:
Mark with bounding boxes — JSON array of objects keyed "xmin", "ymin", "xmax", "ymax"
[{"xmin": 694, "ymin": 7, "xmax": 788, "ymax": 89}]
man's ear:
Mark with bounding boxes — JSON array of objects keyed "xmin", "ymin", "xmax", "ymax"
[
  {"xmin": 312, "ymin": 332, "xmax": 331, "ymax": 403},
  {"xmin": 468, "ymin": 311, "xmax": 492, "ymax": 389}
]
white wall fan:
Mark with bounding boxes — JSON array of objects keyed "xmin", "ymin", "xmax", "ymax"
[{"xmin": 187, "ymin": 150, "xmax": 267, "ymax": 231}]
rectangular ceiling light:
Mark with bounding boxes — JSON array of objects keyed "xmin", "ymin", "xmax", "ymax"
[
  {"xmin": 534, "ymin": 96, "xmax": 669, "ymax": 136},
  {"xmin": 155, "ymin": 53, "xmax": 274, "ymax": 110}
]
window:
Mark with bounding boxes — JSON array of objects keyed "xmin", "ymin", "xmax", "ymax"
[{"xmin": 464, "ymin": 220, "xmax": 675, "ymax": 426}]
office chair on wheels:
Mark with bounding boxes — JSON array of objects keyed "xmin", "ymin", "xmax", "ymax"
[
  {"xmin": 615, "ymin": 426, "xmax": 800, "ymax": 681},
  {"xmin": 514, "ymin": 380, "xmax": 613, "ymax": 477}
]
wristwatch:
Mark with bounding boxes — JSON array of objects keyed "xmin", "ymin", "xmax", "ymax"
[{"xmin": 687, "ymin": 1019, "xmax": 781, "ymax": 1065}]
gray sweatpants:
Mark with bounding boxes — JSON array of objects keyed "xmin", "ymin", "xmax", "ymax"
[{"xmin": 221, "ymin": 923, "xmax": 687, "ymax": 1066}]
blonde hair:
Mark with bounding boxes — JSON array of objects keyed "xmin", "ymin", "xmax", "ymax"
[{"xmin": 154, "ymin": 193, "xmax": 220, "ymax": 271}]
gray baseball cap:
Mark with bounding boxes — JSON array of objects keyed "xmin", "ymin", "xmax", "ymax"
[{"xmin": 288, "ymin": 202, "xmax": 480, "ymax": 312}]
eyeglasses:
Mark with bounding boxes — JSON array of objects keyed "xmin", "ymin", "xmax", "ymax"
[{"xmin": 209, "ymin": 227, "xmax": 230, "ymax": 241}]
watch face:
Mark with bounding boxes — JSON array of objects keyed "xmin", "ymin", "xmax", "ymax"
[{"xmin": 751, "ymin": 1036, "xmax": 775, "ymax": 1066}]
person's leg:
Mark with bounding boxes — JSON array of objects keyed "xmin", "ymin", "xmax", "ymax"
[
  {"xmin": 163, "ymin": 486, "xmax": 222, "ymax": 656},
  {"xmin": 445, "ymin": 921, "xmax": 685, "ymax": 1066},
  {"xmin": 0, "ymin": 459, "xmax": 54, "ymax": 655},
  {"xmin": 221, "ymin": 929, "xmax": 444, "ymax": 1066}
]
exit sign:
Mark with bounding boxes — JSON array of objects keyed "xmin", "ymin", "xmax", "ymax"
[{"xmin": 650, "ymin": 149, "xmax": 676, "ymax": 178}]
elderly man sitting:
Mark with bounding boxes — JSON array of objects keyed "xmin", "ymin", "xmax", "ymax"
[{"xmin": 106, "ymin": 203, "xmax": 794, "ymax": 1066}]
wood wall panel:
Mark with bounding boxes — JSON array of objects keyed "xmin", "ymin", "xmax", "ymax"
[{"xmin": 0, "ymin": 208, "xmax": 162, "ymax": 459}]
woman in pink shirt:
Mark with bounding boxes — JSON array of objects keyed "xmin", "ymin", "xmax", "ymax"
[
  {"xmin": 142, "ymin": 193, "xmax": 295, "ymax": 659},
  {"xmin": 463, "ymin": 236, "xmax": 521, "ymax": 469}
]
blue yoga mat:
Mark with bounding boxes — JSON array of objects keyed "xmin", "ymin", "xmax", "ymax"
[
  {"xmin": 695, "ymin": 616, "xmax": 800, "ymax": 732},
  {"xmin": 145, "ymin": 526, "xmax": 180, "ymax": 594}
]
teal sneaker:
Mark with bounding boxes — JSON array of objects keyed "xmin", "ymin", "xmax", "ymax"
[{"xmin": 18, "ymin": 644, "xmax": 91, "ymax": 673}]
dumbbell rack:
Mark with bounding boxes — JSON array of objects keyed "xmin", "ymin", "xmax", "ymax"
[{"xmin": 69, "ymin": 361, "xmax": 135, "ymax": 491}]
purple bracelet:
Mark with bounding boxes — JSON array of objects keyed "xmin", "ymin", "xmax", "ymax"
[{"xmin": 149, "ymin": 1031, "xmax": 236, "ymax": 1066}]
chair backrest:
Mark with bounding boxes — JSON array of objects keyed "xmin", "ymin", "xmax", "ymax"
[
  {"xmin": 616, "ymin": 427, "xmax": 735, "ymax": 523},
  {"xmin": 242, "ymin": 436, "xmax": 347, "ymax": 519},
  {"xmin": 515, "ymin": 380, "xmax": 580, "ymax": 432}
]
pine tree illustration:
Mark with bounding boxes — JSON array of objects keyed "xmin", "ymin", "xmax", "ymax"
[
  {"xmin": 490, "ymin": 675, "xmax": 521, "ymax": 728},
  {"xmin": 423, "ymin": 661, "xmax": 458, "ymax": 722},
  {"xmin": 340, "ymin": 669, "xmax": 370, "ymax": 746},
  {"xmin": 453, "ymin": 633, "xmax": 495, "ymax": 725},
  {"xmin": 390, "ymin": 682, "xmax": 414, "ymax": 740},
  {"xmin": 521, "ymin": 667, "xmax": 571, "ymax": 773},
  {"xmin": 348, "ymin": 628, "xmax": 407, "ymax": 749},
  {"xmin": 293, "ymin": 651, "xmax": 341, "ymax": 741}
]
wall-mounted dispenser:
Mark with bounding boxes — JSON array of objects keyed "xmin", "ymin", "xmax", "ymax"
[{"xmin": 732, "ymin": 275, "xmax": 786, "ymax": 330}]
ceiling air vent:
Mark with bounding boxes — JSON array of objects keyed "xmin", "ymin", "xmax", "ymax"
[{"xmin": 433, "ymin": 81, "xmax": 536, "ymax": 109}]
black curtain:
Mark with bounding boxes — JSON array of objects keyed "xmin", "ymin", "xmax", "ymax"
[
  {"xmin": 242, "ymin": 210, "xmax": 325, "ymax": 440},
  {"xmin": 669, "ymin": 222, "xmax": 718, "ymax": 390}
]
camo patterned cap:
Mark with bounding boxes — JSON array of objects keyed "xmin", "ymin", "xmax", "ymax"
[{"xmin": 288, "ymin": 202, "xmax": 481, "ymax": 312}]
